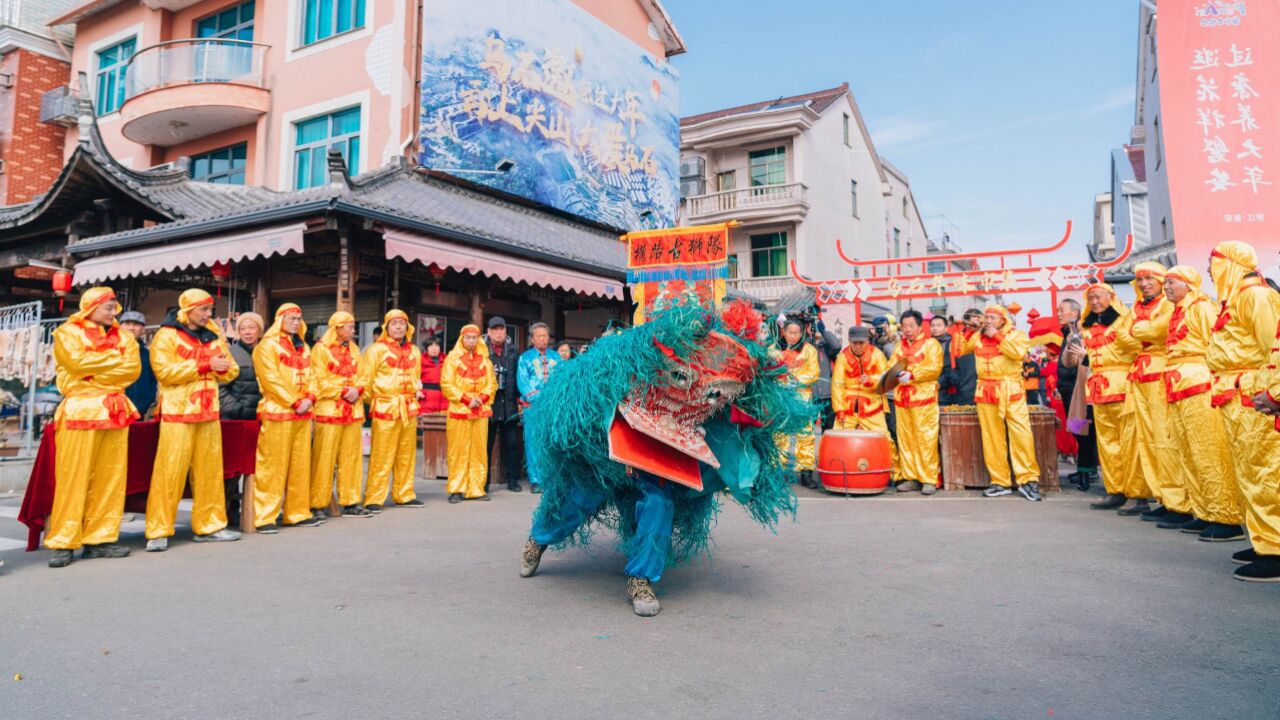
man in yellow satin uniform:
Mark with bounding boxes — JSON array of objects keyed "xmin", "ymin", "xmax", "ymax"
[
  {"xmin": 774, "ymin": 319, "xmax": 821, "ymax": 488},
  {"xmin": 252, "ymin": 304, "xmax": 316, "ymax": 533},
  {"xmin": 968, "ymin": 304, "xmax": 1041, "ymax": 502},
  {"xmin": 145, "ymin": 288, "xmax": 242, "ymax": 552},
  {"xmin": 45, "ymin": 287, "xmax": 141, "ymax": 568},
  {"xmin": 1206, "ymin": 241, "xmax": 1280, "ymax": 582},
  {"xmin": 1067, "ymin": 284, "xmax": 1144, "ymax": 512},
  {"xmin": 1161, "ymin": 266, "xmax": 1244, "ymax": 542},
  {"xmin": 887, "ymin": 310, "xmax": 943, "ymax": 495},
  {"xmin": 310, "ymin": 311, "xmax": 369, "ymax": 519},
  {"xmin": 1123, "ymin": 263, "xmax": 1189, "ymax": 527},
  {"xmin": 442, "ymin": 324, "xmax": 496, "ymax": 503},
  {"xmin": 362, "ymin": 309, "xmax": 424, "ymax": 512},
  {"xmin": 831, "ymin": 325, "xmax": 892, "ymax": 437}
]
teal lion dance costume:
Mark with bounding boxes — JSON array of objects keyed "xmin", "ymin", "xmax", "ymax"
[{"xmin": 519, "ymin": 299, "xmax": 815, "ymax": 616}]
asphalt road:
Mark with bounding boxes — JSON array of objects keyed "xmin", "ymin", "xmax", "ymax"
[{"xmin": 1, "ymin": 481, "xmax": 1277, "ymax": 720}]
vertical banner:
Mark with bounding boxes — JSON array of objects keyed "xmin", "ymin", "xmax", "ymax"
[
  {"xmin": 1157, "ymin": 0, "xmax": 1280, "ymax": 275},
  {"xmin": 623, "ymin": 222, "xmax": 735, "ymax": 325}
]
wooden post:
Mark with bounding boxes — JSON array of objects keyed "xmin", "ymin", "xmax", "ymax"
[
  {"xmin": 336, "ymin": 228, "xmax": 353, "ymax": 313},
  {"xmin": 469, "ymin": 276, "xmax": 484, "ymax": 326},
  {"xmin": 252, "ymin": 262, "xmax": 270, "ymax": 318},
  {"xmin": 239, "ymin": 474, "xmax": 256, "ymax": 533}
]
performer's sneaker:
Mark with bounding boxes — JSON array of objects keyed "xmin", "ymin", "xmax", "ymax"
[
  {"xmin": 256, "ymin": 523, "xmax": 279, "ymax": 535},
  {"xmin": 1232, "ymin": 548, "xmax": 1260, "ymax": 565},
  {"xmin": 193, "ymin": 529, "xmax": 241, "ymax": 543},
  {"xmin": 983, "ymin": 485, "xmax": 1013, "ymax": 497},
  {"xmin": 342, "ymin": 504, "xmax": 372, "ymax": 518},
  {"xmin": 1155, "ymin": 512, "xmax": 1195, "ymax": 529},
  {"xmin": 1117, "ymin": 500, "xmax": 1150, "ymax": 516},
  {"xmin": 311, "ymin": 509, "xmax": 328, "ymax": 524},
  {"xmin": 1140, "ymin": 506, "xmax": 1169, "ymax": 522},
  {"xmin": 47, "ymin": 549, "xmax": 73, "ymax": 568},
  {"xmin": 530, "ymin": 485, "xmax": 543, "ymax": 495},
  {"xmin": 145, "ymin": 538, "xmax": 168, "ymax": 552},
  {"xmin": 399, "ymin": 498, "xmax": 426, "ymax": 508},
  {"xmin": 1233, "ymin": 557, "xmax": 1280, "ymax": 583},
  {"xmin": 508, "ymin": 480, "xmax": 523, "ymax": 492},
  {"xmin": 1017, "ymin": 483, "xmax": 1042, "ymax": 502},
  {"xmin": 366, "ymin": 504, "xmax": 384, "ymax": 514},
  {"xmin": 520, "ymin": 539, "xmax": 547, "ymax": 578},
  {"xmin": 626, "ymin": 577, "xmax": 661, "ymax": 617},
  {"xmin": 82, "ymin": 542, "xmax": 131, "ymax": 559},
  {"xmin": 896, "ymin": 480, "xmax": 922, "ymax": 493},
  {"xmin": 292, "ymin": 516, "xmax": 322, "ymax": 528},
  {"xmin": 921, "ymin": 483, "xmax": 937, "ymax": 496},
  {"xmin": 1090, "ymin": 493, "xmax": 1126, "ymax": 510},
  {"xmin": 1198, "ymin": 523, "xmax": 1245, "ymax": 542},
  {"xmin": 447, "ymin": 494, "xmax": 463, "ymax": 504},
  {"xmin": 1178, "ymin": 519, "xmax": 1211, "ymax": 534}
]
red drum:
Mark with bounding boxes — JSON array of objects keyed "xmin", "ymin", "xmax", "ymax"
[{"xmin": 817, "ymin": 429, "xmax": 893, "ymax": 495}]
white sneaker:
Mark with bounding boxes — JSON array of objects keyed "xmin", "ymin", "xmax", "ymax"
[
  {"xmin": 983, "ymin": 486, "xmax": 1013, "ymax": 497},
  {"xmin": 146, "ymin": 538, "xmax": 168, "ymax": 552},
  {"xmin": 193, "ymin": 528, "xmax": 242, "ymax": 543}
]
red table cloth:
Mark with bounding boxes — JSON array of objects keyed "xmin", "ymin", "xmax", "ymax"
[{"xmin": 18, "ymin": 420, "xmax": 260, "ymax": 551}]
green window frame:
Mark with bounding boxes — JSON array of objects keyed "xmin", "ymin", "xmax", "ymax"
[
  {"xmin": 750, "ymin": 232, "xmax": 787, "ymax": 278},
  {"xmin": 302, "ymin": 0, "xmax": 367, "ymax": 47},
  {"xmin": 748, "ymin": 147, "xmax": 785, "ymax": 187},
  {"xmin": 95, "ymin": 37, "xmax": 136, "ymax": 115},
  {"xmin": 294, "ymin": 107, "xmax": 361, "ymax": 189},
  {"xmin": 191, "ymin": 143, "xmax": 248, "ymax": 185}
]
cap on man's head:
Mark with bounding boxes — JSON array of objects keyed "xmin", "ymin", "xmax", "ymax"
[
  {"xmin": 487, "ymin": 316, "xmax": 507, "ymax": 329},
  {"xmin": 119, "ymin": 310, "xmax": 146, "ymax": 325},
  {"xmin": 848, "ymin": 325, "xmax": 871, "ymax": 341},
  {"xmin": 869, "ymin": 316, "xmax": 887, "ymax": 327}
]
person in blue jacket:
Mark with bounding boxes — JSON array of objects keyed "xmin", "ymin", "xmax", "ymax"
[
  {"xmin": 516, "ymin": 322, "xmax": 560, "ymax": 494},
  {"xmin": 118, "ymin": 311, "xmax": 157, "ymax": 418}
]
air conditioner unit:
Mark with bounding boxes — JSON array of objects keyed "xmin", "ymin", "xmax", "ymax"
[
  {"xmin": 678, "ymin": 156, "xmax": 705, "ymax": 181},
  {"xmin": 0, "ymin": 159, "xmax": 6, "ymax": 174},
  {"xmin": 0, "ymin": 73, "xmax": 13, "ymax": 89},
  {"xmin": 39, "ymin": 86, "xmax": 79, "ymax": 127},
  {"xmin": 680, "ymin": 177, "xmax": 705, "ymax": 199}
]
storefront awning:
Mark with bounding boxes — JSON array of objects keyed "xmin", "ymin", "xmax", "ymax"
[
  {"xmin": 383, "ymin": 228, "xmax": 624, "ymax": 300},
  {"xmin": 71, "ymin": 223, "xmax": 307, "ymax": 286}
]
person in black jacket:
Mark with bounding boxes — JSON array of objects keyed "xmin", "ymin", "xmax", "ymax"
[
  {"xmin": 119, "ymin": 311, "xmax": 157, "ymax": 419},
  {"xmin": 940, "ymin": 309, "xmax": 980, "ymax": 406},
  {"xmin": 484, "ymin": 316, "xmax": 523, "ymax": 492},
  {"xmin": 929, "ymin": 316, "xmax": 957, "ymax": 403},
  {"xmin": 218, "ymin": 312, "xmax": 264, "ymax": 525},
  {"xmin": 1055, "ymin": 299, "xmax": 1097, "ymax": 489}
]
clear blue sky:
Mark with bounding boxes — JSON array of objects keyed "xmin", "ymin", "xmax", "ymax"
[{"xmin": 664, "ymin": 0, "xmax": 1139, "ymax": 262}]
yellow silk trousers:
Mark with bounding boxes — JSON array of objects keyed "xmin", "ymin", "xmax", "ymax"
[
  {"xmin": 1092, "ymin": 402, "xmax": 1139, "ymax": 498},
  {"xmin": 833, "ymin": 412, "xmax": 899, "ymax": 478},
  {"xmin": 976, "ymin": 395, "xmax": 1039, "ymax": 488},
  {"xmin": 1219, "ymin": 399, "xmax": 1280, "ymax": 555},
  {"xmin": 254, "ymin": 419, "xmax": 312, "ymax": 528},
  {"xmin": 774, "ymin": 428, "xmax": 816, "ymax": 472},
  {"xmin": 445, "ymin": 417, "xmax": 489, "ymax": 498},
  {"xmin": 1129, "ymin": 380, "xmax": 1188, "ymax": 512},
  {"xmin": 365, "ymin": 417, "xmax": 417, "ymax": 506},
  {"xmin": 895, "ymin": 403, "xmax": 939, "ymax": 486},
  {"xmin": 1169, "ymin": 392, "xmax": 1243, "ymax": 524},
  {"xmin": 46, "ymin": 426, "xmax": 128, "ymax": 550},
  {"xmin": 311, "ymin": 421, "xmax": 364, "ymax": 508},
  {"xmin": 145, "ymin": 420, "xmax": 228, "ymax": 539}
]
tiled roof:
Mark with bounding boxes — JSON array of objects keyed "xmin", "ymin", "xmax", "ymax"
[
  {"xmin": 680, "ymin": 83, "xmax": 849, "ymax": 127},
  {"xmin": 1124, "ymin": 145, "xmax": 1147, "ymax": 183}
]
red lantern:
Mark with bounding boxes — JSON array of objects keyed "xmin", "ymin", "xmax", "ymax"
[
  {"xmin": 211, "ymin": 261, "xmax": 231, "ymax": 298},
  {"xmin": 428, "ymin": 263, "xmax": 446, "ymax": 295},
  {"xmin": 52, "ymin": 270, "xmax": 72, "ymax": 312}
]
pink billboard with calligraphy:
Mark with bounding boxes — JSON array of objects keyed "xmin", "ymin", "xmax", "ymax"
[{"xmin": 1157, "ymin": 0, "xmax": 1279, "ymax": 273}]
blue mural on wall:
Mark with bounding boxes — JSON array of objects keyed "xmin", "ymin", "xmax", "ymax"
[{"xmin": 418, "ymin": 0, "xmax": 680, "ymax": 231}]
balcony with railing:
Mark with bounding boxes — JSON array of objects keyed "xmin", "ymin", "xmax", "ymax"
[
  {"xmin": 684, "ymin": 182, "xmax": 808, "ymax": 224},
  {"xmin": 120, "ymin": 39, "xmax": 270, "ymax": 147},
  {"xmin": 726, "ymin": 275, "xmax": 804, "ymax": 305}
]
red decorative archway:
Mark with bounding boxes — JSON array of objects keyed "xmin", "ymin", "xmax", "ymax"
[{"xmin": 789, "ymin": 221, "xmax": 1134, "ymax": 324}]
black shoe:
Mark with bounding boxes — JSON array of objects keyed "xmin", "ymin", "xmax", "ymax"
[
  {"xmin": 256, "ymin": 523, "xmax": 279, "ymax": 535},
  {"xmin": 399, "ymin": 498, "xmax": 426, "ymax": 508},
  {"xmin": 1090, "ymin": 493, "xmax": 1126, "ymax": 509},
  {"xmin": 342, "ymin": 504, "xmax": 372, "ymax": 518},
  {"xmin": 311, "ymin": 509, "xmax": 328, "ymax": 524},
  {"xmin": 471, "ymin": 494, "xmax": 491, "ymax": 502},
  {"xmin": 1017, "ymin": 483, "xmax": 1042, "ymax": 502},
  {"xmin": 1155, "ymin": 512, "xmax": 1195, "ymax": 529},
  {"xmin": 508, "ymin": 481, "xmax": 522, "ymax": 493},
  {"xmin": 448, "ymin": 494, "xmax": 462, "ymax": 504},
  {"xmin": 1140, "ymin": 506, "xmax": 1170, "ymax": 522},
  {"xmin": 48, "ymin": 549, "xmax": 73, "ymax": 568},
  {"xmin": 1233, "ymin": 557, "xmax": 1280, "ymax": 583},
  {"xmin": 291, "ymin": 516, "xmax": 322, "ymax": 528},
  {"xmin": 1117, "ymin": 500, "xmax": 1150, "ymax": 517},
  {"xmin": 81, "ymin": 543, "xmax": 130, "ymax": 559},
  {"xmin": 1232, "ymin": 548, "xmax": 1260, "ymax": 565},
  {"xmin": 530, "ymin": 485, "xmax": 543, "ymax": 495},
  {"xmin": 365, "ymin": 504, "xmax": 383, "ymax": 514},
  {"xmin": 1198, "ymin": 523, "xmax": 1246, "ymax": 542},
  {"xmin": 1178, "ymin": 519, "xmax": 1212, "ymax": 534},
  {"xmin": 1076, "ymin": 472, "xmax": 1095, "ymax": 491}
]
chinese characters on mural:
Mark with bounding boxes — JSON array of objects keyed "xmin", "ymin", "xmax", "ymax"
[
  {"xmin": 418, "ymin": 0, "xmax": 679, "ymax": 231},
  {"xmin": 1190, "ymin": 41, "xmax": 1271, "ymax": 222}
]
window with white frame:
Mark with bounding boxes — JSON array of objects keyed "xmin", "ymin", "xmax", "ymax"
[
  {"xmin": 95, "ymin": 37, "xmax": 136, "ymax": 115},
  {"xmin": 293, "ymin": 106, "xmax": 360, "ymax": 189}
]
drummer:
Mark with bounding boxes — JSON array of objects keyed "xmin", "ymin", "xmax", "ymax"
[{"xmin": 831, "ymin": 325, "xmax": 898, "ymax": 478}]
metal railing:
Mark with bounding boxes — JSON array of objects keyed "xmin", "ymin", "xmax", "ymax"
[
  {"xmin": 0, "ymin": 302, "xmax": 43, "ymax": 460},
  {"xmin": 124, "ymin": 38, "xmax": 268, "ymax": 100},
  {"xmin": 726, "ymin": 276, "xmax": 802, "ymax": 303},
  {"xmin": 685, "ymin": 182, "xmax": 807, "ymax": 217}
]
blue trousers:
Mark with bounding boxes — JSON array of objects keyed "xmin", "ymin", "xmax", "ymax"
[{"xmin": 530, "ymin": 478, "xmax": 676, "ymax": 582}]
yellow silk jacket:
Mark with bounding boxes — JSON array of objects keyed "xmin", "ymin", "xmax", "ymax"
[
  {"xmin": 151, "ymin": 325, "xmax": 238, "ymax": 423},
  {"xmin": 1164, "ymin": 293, "xmax": 1216, "ymax": 402},
  {"xmin": 1128, "ymin": 295, "xmax": 1173, "ymax": 385},
  {"xmin": 1083, "ymin": 314, "xmax": 1139, "ymax": 405},
  {"xmin": 778, "ymin": 343, "xmax": 821, "ymax": 401},
  {"xmin": 889, "ymin": 335, "xmax": 943, "ymax": 408},
  {"xmin": 966, "ymin": 328, "xmax": 1031, "ymax": 404},
  {"xmin": 52, "ymin": 320, "xmax": 141, "ymax": 430},
  {"xmin": 440, "ymin": 342, "xmax": 495, "ymax": 421},
  {"xmin": 362, "ymin": 338, "xmax": 422, "ymax": 421},
  {"xmin": 253, "ymin": 333, "xmax": 314, "ymax": 422},
  {"xmin": 1207, "ymin": 277, "xmax": 1280, "ymax": 407},
  {"xmin": 311, "ymin": 339, "xmax": 365, "ymax": 425},
  {"xmin": 831, "ymin": 345, "xmax": 888, "ymax": 419}
]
